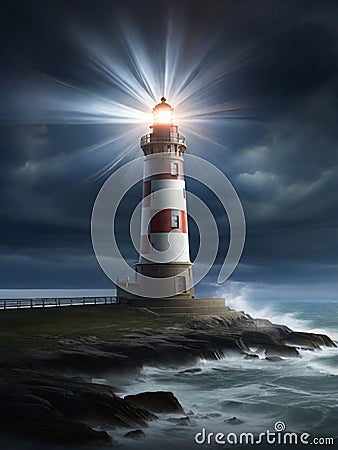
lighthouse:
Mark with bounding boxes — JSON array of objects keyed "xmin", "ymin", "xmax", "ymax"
[
  {"xmin": 113, "ymin": 98, "xmax": 232, "ymax": 313},
  {"xmin": 117, "ymin": 98, "xmax": 195, "ymax": 300},
  {"xmin": 136, "ymin": 97, "xmax": 194, "ymax": 297}
]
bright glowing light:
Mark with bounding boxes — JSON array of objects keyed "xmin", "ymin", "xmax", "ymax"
[
  {"xmin": 155, "ymin": 109, "xmax": 172, "ymax": 124},
  {"xmin": 1, "ymin": 12, "xmax": 257, "ymax": 184},
  {"xmin": 152, "ymin": 97, "xmax": 174, "ymax": 124}
]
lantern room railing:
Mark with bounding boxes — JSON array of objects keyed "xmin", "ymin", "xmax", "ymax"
[{"xmin": 141, "ymin": 132, "xmax": 186, "ymax": 147}]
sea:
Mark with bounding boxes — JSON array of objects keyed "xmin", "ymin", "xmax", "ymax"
[
  {"xmin": 1, "ymin": 293, "xmax": 337, "ymax": 449},
  {"xmin": 108, "ymin": 297, "xmax": 338, "ymax": 450}
]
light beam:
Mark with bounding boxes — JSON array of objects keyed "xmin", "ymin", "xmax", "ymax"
[{"xmin": 1, "ymin": 13, "xmax": 261, "ymax": 184}]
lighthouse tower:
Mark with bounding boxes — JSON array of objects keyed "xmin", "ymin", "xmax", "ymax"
[
  {"xmin": 115, "ymin": 98, "xmax": 230, "ymax": 312},
  {"xmin": 134, "ymin": 98, "xmax": 194, "ymax": 298}
]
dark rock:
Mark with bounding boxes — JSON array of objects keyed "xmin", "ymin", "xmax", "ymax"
[
  {"xmin": 124, "ymin": 391, "xmax": 184, "ymax": 413},
  {"xmin": 1, "ymin": 401, "xmax": 55, "ymax": 420},
  {"xmin": 28, "ymin": 385, "xmax": 95, "ymax": 421},
  {"xmin": 318, "ymin": 334, "xmax": 337, "ymax": 347},
  {"xmin": 0, "ymin": 308, "xmax": 336, "ymax": 450},
  {"xmin": 53, "ymin": 347, "xmax": 141, "ymax": 375},
  {"xmin": 0, "ymin": 383, "xmax": 31, "ymax": 397},
  {"xmin": 42, "ymin": 381, "xmax": 156, "ymax": 427},
  {"xmin": 178, "ymin": 368, "xmax": 202, "ymax": 375},
  {"xmin": 225, "ymin": 417, "xmax": 243, "ymax": 425},
  {"xmin": 124, "ymin": 429, "xmax": 145, "ymax": 439},
  {"xmin": 168, "ymin": 416, "xmax": 191, "ymax": 426},
  {"xmin": 31, "ymin": 418, "xmax": 113, "ymax": 446},
  {"xmin": 206, "ymin": 334, "xmax": 249, "ymax": 354},
  {"xmin": 99, "ymin": 340, "xmax": 199, "ymax": 368},
  {"xmin": 265, "ymin": 344, "xmax": 300, "ymax": 358},
  {"xmin": 188, "ymin": 320, "xmax": 213, "ymax": 330},
  {"xmin": 244, "ymin": 353, "xmax": 259, "ymax": 360},
  {"xmin": 1, "ymin": 417, "xmax": 112, "ymax": 446},
  {"xmin": 0, "ymin": 374, "xmax": 157, "ymax": 446},
  {"xmin": 11, "ymin": 373, "xmax": 156, "ymax": 428},
  {"xmin": 133, "ymin": 328, "xmax": 158, "ymax": 336},
  {"xmin": 98, "ymin": 341, "xmax": 157, "ymax": 364},
  {"xmin": 286, "ymin": 332, "xmax": 337, "ymax": 349},
  {"xmin": 267, "ymin": 324, "xmax": 292, "ymax": 339},
  {"xmin": 0, "ymin": 389, "xmax": 58, "ymax": 420},
  {"xmin": 154, "ymin": 343, "xmax": 199, "ymax": 367},
  {"xmin": 242, "ymin": 330, "xmax": 279, "ymax": 346}
]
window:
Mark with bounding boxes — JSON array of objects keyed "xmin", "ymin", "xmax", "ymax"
[
  {"xmin": 171, "ymin": 162, "xmax": 178, "ymax": 176},
  {"xmin": 177, "ymin": 276, "xmax": 186, "ymax": 293},
  {"xmin": 171, "ymin": 210, "xmax": 179, "ymax": 228}
]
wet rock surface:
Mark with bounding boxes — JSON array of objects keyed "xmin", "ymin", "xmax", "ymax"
[
  {"xmin": 0, "ymin": 310, "xmax": 336, "ymax": 446},
  {"xmin": 224, "ymin": 416, "xmax": 244, "ymax": 425},
  {"xmin": 265, "ymin": 343, "xmax": 300, "ymax": 358},
  {"xmin": 265, "ymin": 356, "xmax": 284, "ymax": 362},
  {"xmin": 0, "ymin": 371, "xmax": 155, "ymax": 447},
  {"xmin": 124, "ymin": 391, "xmax": 184, "ymax": 413},
  {"xmin": 168, "ymin": 416, "xmax": 192, "ymax": 426},
  {"xmin": 124, "ymin": 429, "xmax": 145, "ymax": 439}
]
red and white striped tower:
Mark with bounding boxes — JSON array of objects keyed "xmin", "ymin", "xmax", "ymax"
[{"xmin": 135, "ymin": 98, "xmax": 194, "ymax": 297}]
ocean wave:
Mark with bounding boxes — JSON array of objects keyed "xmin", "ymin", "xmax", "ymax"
[{"xmin": 214, "ymin": 283, "xmax": 338, "ymax": 341}]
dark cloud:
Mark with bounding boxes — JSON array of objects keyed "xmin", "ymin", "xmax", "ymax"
[{"xmin": 0, "ymin": 0, "xmax": 337, "ymax": 297}]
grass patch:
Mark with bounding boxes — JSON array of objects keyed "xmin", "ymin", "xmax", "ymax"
[{"xmin": 0, "ymin": 305, "xmax": 174, "ymax": 349}]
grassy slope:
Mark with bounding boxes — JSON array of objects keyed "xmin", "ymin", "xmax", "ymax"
[{"xmin": 0, "ymin": 305, "xmax": 173, "ymax": 349}]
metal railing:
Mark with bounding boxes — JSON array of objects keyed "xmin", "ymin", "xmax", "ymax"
[
  {"xmin": 0, "ymin": 296, "xmax": 116, "ymax": 310},
  {"xmin": 140, "ymin": 131, "xmax": 186, "ymax": 147}
]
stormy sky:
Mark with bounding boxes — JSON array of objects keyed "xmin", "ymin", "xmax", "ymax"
[{"xmin": 0, "ymin": 0, "xmax": 337, "ymax": 301}]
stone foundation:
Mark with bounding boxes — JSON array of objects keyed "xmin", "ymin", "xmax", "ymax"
[{"xmin": 119, "ymin": 296, "xmax": 229, "ymax": 316}]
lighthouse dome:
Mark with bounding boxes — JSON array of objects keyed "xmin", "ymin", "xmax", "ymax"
[{"xmin": 153, "ymin": 98, "xmax": 174, "ymax": 124}]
